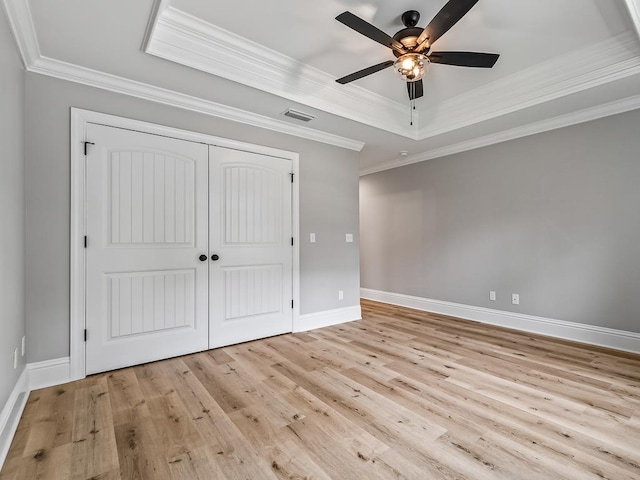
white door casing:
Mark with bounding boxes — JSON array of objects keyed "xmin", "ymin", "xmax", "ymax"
[
  {"xmin": 85, "ymin": 124, "xmax": 210, "ymax": 374},
  {"xmin": 209, "ymin": 146, "xmax": 293, "ymax": 348}
]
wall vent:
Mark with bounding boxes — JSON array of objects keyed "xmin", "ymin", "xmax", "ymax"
[{"xmin": 283, "ymin": 109, "xmax": 315, "ymax": 123}]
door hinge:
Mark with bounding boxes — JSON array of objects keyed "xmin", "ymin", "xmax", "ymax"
[
  {"xmin": 83, "ymin": 141, "xmax": 95, "ymax": 156},
  {"xmin": 291, "ymin": 300, "xmax": 294, "ymax": 309},
  {"xmin": 290, "ymin": 172, "xmax": 294, "ymax": 183},
  {"xmin": 291, "ymin": 237, "xmax": 294, "ymax": 246},
  {"xmin": 84, "ymin": 236, "xmax": 87, "ymax": 248},
  {"xmin": 84, "ymin": 329, "xmax": 87, "ymax": 342}
]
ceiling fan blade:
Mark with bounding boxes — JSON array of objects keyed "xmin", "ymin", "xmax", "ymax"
[
  {"xmin": 336, "ymin": 60, "xmax": 395, "ymax": 84},
  {"xmin": 429, "ymin": 51, "xmax": 499, "ymax": 68},
  {"xmin": 416, "ymin": 0, "xmax": 479, "ymax": 47},
  {"xmin": 407, "ymin": 79, "xmax": 424, "ymax": 100},
  {"xmin": 336, "ymin": 12, "xmax": 406, "ymax": 53}
]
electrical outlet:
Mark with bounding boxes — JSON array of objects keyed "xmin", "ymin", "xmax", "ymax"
[
  {"xmin": 13, "ymin": 348, "xmax": 18, "ymax": 369},
  {"xmin": 512, "ymin": 294, "xmax": 520, "ymax": 305},
  {"xmin": 338, "ymin": 290, "xmax": 344, "ymax": 300},
  {"xmin": 345, "ymin": 233, "xmax": 353, "ymax": 243},
  {"xmin": 21, "ymin": 336, "xmax": 25, "ymax": 356},
  {"xmin": 310, "ymin": 233, "xmax": 316, "ymax": 243},
  {"xmin": 489, "ymin": 291, "xmax": 496, "ymax": 301}
]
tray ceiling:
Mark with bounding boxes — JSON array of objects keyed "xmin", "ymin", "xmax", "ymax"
[{"xmin": 5, "ymin": 0, "xmax": 640, "ymax": 173}]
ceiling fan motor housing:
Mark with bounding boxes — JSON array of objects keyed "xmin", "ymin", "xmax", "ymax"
[{"xmin": 393, "ymin": 27, "xmax": 427, "ymax": 56}]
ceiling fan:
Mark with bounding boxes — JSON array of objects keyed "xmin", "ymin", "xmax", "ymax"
[{"xmin": 335, "ymin": 0, "xmax": 500, "ymax": 101}]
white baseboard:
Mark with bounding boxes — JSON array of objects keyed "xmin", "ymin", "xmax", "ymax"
[
  {"xmin": 0, "ymin": 368, "xmax": 29, "ymax": 469},
  {"xmin": 361, "ymin": 288, "xmax": 640, "ymax": 354},
  {"xmin": 27, "ymin": 357, "xmax": 71, "ymax": 391},
  {"xmin": 295, "ymin": 305, "xmax": 362, "ymax": 333}
]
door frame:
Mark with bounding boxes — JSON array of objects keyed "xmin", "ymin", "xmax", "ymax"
[{"xmin": 70, "ymin": 108, "xmax": 300, "ymax": 381}]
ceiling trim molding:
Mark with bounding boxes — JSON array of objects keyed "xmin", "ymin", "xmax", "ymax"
[
  {"xmin": 417, "ymin": 32, "xmax": 640, "ymax": 138},
  {"xmin": 146, "ymin": 7, "xmax": 415, "ymax": 138},
  {"xmin": 141, "ymin": 0, "xmax": 170, "ymax": 51},
  {"xmin": 360, "ymin": 92, "xmax": 640, "ymax": 176},
  {"xmin": 146, "ymin": 7, "xmax": 640, "ymax": 143},
  {"xmin": 625, "ymin": 0, "xmax": 640, "ymax": 40},
  {"xmin": 29, "ymin": 56, "xmax": 365, "ymax": 151},
  {"xmin": 4, "ymin": 0, "xmax": 640, "ymax": 165},
  {"xmin": 0, "ymin": 0, "xmax": 363, "ymax": 152},
  {"xmin": 1, "ymin": 0, "xmax": 39, "ymax": 67}
]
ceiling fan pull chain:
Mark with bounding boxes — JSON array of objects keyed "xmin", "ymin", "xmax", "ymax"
[
  {"xmin": 410, "ymin": 98, "xmax": 414, "ymax": 126},
  {"xmin": 409, "ymin": 83, "xmax": 415, "ymax": 125}
]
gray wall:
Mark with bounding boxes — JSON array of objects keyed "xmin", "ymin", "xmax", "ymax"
[
  {"xmin": 0, "ymin": 9, "xmax": 26, "ymax": 406},
  {"xmin": 361, "ymin": 108, "xmax": 640, "ymax": 333},
  {"xmin": 25, "ymin": 73, "xmax": 360, "ymax": 363}
]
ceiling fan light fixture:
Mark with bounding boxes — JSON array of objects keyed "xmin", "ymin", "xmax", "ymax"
[{"xmin": 394, "ymin": 53, "xmax": 428, "ymax": 82}]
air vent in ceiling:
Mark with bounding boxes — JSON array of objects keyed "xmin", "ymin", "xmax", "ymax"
[{"xmin": 283, "ymin": 109, "xmax": 315, "ymax": 123}]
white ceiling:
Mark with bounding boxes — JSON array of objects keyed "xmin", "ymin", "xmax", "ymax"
[{"xmin": 6, "ymin": 0, "xmax": 640, "ymax": 173}]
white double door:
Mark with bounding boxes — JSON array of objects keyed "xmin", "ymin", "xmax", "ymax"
[{"xmin": 85, "ymin": 124, "xmax": 292, "ymax": 374}]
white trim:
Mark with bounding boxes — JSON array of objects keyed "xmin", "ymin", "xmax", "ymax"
[
  {"xmin": 30, "ymin": 57, "xmax": 363, "ymax": 152},
  {"xmin": 141, "ymin": 0, "xmax": 170, "ymax": 51},
  {"xmin": 4, "ymin": 0, "xmax": 640, "ymax": 159},
  {"xmin": 145, "ymin": 6, "xmax": 640, "ymax": 142},
  {"xmin": 361, "ymin": 289, "xmax": 640, "ymax": 354},
  {"xmin": 146, "ymin": 7, "xmax": 412, "ymax": 138},
  {"xmin": 69, "ymin": 110, "xmax": 87, "ymax": 381},
  {"xmin": 625, "ymin": 0, "xmax": 640, "ymax": 41},
  {"xmin": 294, "ymin": 305, "xmax": 362, "ymax": 333},
  {"xmin": 70, "ymin": 108, "xmax": 302, "ymax": 380},
  {"xmin": 27, "ymin": 357, "xmax": 71, "ymax": 391},
  {"xmin": 0, "ymin": 369, "xmax": 28, "ymax": 469},
  {"xmin": 360, "ymin": 92, "xmax": 640, "ymax": 176},
  {"xmin": 0, "ymin": 0, "xmax": 363, "ymax": 152},
  {"xmin": 417, "ymin": 32, "xmax": 640, "ymax": 139},
  {"xmin": 0, "ymin": 0, "xmax": 39, "ymax": 68},
  {"xmin": 292, "ymin": 160, "xmax": 300, "ymax": 327}
]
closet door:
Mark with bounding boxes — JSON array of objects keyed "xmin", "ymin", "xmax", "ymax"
[
  {"xmin": 85, "ymin": 124, "xmax": 209, "ymax": 374},
  {"xmin": 209, "ymin": 146, "xmax": 293, "ymax": 348}
]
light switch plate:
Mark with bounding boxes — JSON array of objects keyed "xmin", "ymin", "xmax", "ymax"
[
  {"xmin": 310, "ymin": 233, "xmax": 316, "ymax": 243},
  {"xmin": 345, "ymin": 234, "xmax": 353, "ymax": 243}
]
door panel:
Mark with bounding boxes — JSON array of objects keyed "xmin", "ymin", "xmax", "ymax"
[
  {"xmin": 223, "ymin": 265, "xmax": 282, "ymax": 319},
  {"xmin": 107, "ymin": 151, "xmax": 196, "ymax": 246},
  {"xmin": 86, "ymin": 124, "xmax": 209, "ymax": 374},
  {"xmin": 209, "ymin": 146, "xmax": 293, "ymax": 348},
  {"xmin": 106, "ymin": 269, "xmax": 195, "ymax": 337}
]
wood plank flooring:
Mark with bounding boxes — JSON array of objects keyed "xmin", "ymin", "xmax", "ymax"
[{"xmin": 2, "ymin": 299, "xmax": 640, "ymax": 479}]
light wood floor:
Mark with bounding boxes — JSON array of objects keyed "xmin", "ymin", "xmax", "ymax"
[{"xmin": 2, "ymin": 300, "xmax": 640, "ymax": 479}]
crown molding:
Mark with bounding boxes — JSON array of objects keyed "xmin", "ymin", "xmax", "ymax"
[
  {"xmin": 0, "ymin": 0, "xmax": 363, "ymax": 152},
  {"xmin": 146, "ymin": 7, "xmax": 415, "ymax": 138},
  {"xmin": 141, "ymin": 0, "xmax": 170, "ymax": 51},
  {"xmin": 625, "ymin": 0, "xmax": 640, "ymax": 41},
  {"xmin": 1, "ymin": 0, "xmax": 39, "ymax": 67},
  {"xmin": 146, "ymin": 7, "xmax": 640, "ymax": 143},
  {"xmin": 4, "ymin": 0, "xmax": 640, "ymax": 163},
  {"xmin": 360, "ymin": 92, "xmax": 640, "ymax": 176},
  {"xmin": 417, "ymin": 32, "xmax": 640, "ymax": 139},
  {"xmin": 28, "ymin": 56, "xmax": 364, "ymax": 151}
]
